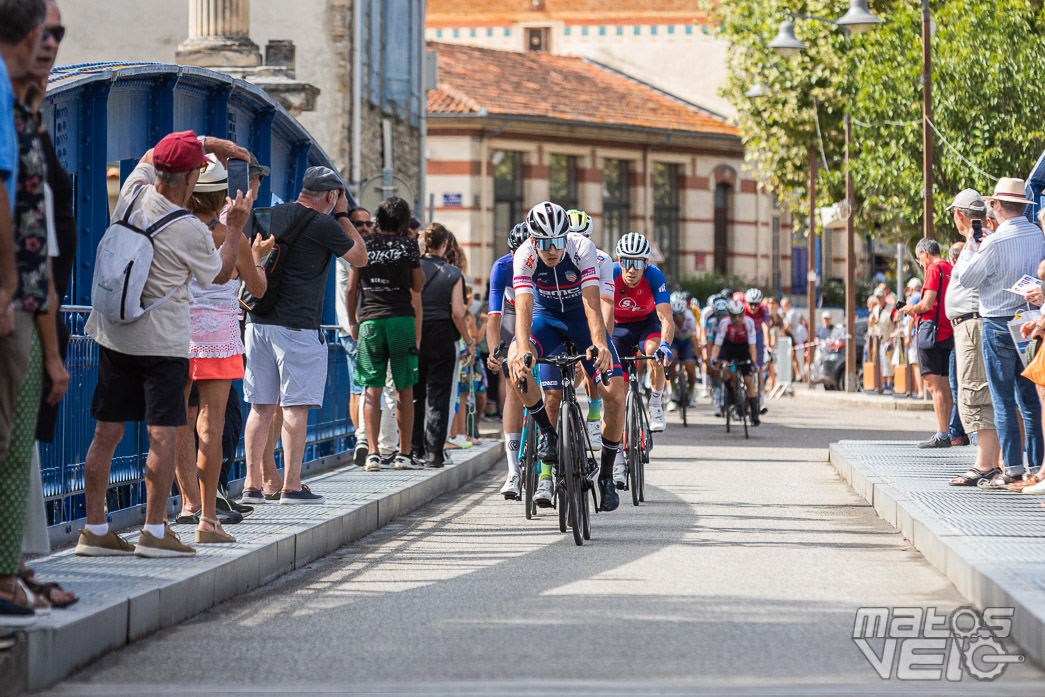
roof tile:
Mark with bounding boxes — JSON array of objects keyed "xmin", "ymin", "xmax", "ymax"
[{"xmin": 427, "ymin": 42, "xmax": 736, "ymax": 137}]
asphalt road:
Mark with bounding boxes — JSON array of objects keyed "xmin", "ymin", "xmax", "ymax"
[{"xmin": 45, "ymin": 397, "xmax": 1045, "ymax": 696}]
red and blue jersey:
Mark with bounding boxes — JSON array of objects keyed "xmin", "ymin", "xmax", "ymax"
[
  {"xmin": 612, "ymin": 263, "xmax": 670, "ymax": 324},
  {"xmin": 745, "ymin": 302, "xmax": 770, "ymax": 332}
]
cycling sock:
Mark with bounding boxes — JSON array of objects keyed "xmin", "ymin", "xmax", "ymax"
[
  {"xmin": 936, "ymin": 431, "xmax": 949, "ymax": 440},
  {"xmin": 506, "ymin": 432, "xmax": 521, "ymax": 476},
  {"xmin": 529, "ymin": 399, "xmax": 553, "ymax": 432},
  {"xmin": 84, "ymin": 523, "xmax": 109, "ymax": 536},
  {"xmin": 649, "ymin": 389, "xmax": 662, "ymax": 407},
  {"xmin": 600, "ymin": 439, "xmax": 621, "ymax": 479},
  {"xmin": 587, "ymin": 397, "xmax": 603, "ymax": 421},
  {"xmin": 540, "ymin": 462, "xmax": 553, "ymax": 480}
]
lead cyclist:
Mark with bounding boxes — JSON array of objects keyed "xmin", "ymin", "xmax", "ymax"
[{"xmin": 508, "ymin": 202, "xmax": 626, "ymax": 512}]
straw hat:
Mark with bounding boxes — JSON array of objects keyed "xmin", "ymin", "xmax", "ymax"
[{"xmin": 983, "ymin": 177, "xmax": 1033, "ymax": 205}]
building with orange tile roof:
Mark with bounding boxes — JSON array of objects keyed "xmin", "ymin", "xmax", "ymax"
[{"xmin": 426, "ymin": 42, "xmax": 794, "ymax": 290}]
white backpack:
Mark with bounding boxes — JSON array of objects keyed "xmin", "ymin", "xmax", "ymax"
[{"xmin": 91, "ymin": 186, "xmax": 193, "ymax": 323}]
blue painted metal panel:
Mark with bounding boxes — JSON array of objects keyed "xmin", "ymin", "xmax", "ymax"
[{"xmin": 40, "ymin": 63, "xmax": 355, "ymax": 531}]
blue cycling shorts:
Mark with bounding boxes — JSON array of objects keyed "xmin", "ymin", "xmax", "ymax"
[
  {"xmin": 514, "ymin": 307, "xmax": 622, "ymax": 385},
  {"xmin": 672, "ymin": 337, "xmax": 697, "ymax": 363}
]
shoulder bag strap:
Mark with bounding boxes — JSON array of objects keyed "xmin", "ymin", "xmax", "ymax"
[{"xmin": 277, "ymin": 207, "xmax": 318, "ymax": 247}]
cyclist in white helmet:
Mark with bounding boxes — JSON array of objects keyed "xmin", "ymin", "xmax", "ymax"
[
  {"xmin": 710, "ymin": 298, "xmax": 760, "ymax": 426},
  {"xmin": 667, "ymin": 293, "xmax": 699, "ymax": 410},
  {"xmin": 508, "ymin": 202, "xmax": 626, "ymax": 512},
  {"xmin": 609, "ymin": 232, "xmax": 674, "ymax": 483}
]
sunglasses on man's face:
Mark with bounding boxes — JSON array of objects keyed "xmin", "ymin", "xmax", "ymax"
[
  {"xmin": 352, "ymin": 219, "xmax": 374, "ymax": 228},
  {"xmin": 619, "ymin": 258, "xmax": 646, "ymax": 271},
  {"xmin": 43, "ymin": 25, "xmax": 65, "ymax": 44},
  {"xmin": 533, "ymin": 236, "xmax": 567, "ymax": 251}
]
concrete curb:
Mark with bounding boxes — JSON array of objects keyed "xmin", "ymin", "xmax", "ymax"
[
  {"xmin": 828, "ymin": 442, "xmax": 1045, "ymax": 669},
  {"xmin": 792, "ymin": 387, "xmax": 933, "ymax": 411},
  {"xmin": 2, "ymin": 441, "xmax": 504, "ymax": 694}
]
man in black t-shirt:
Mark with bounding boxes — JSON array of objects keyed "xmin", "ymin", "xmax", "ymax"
[
  {"xmin": 346, "ymin": 196, "xmax": 424, "ymax": 471},
  {"xmin": 242, "ymin": 166, "xmax": 367, "ymax": 505}
]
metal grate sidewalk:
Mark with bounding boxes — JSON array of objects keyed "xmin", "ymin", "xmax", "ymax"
[
  {"xmin": 829, "ymin": 440, "xmax": 1045, "ymax": 668},
  {"xmin": 3, "ymin": 441, "xmax": 504, "ymax": 693}
]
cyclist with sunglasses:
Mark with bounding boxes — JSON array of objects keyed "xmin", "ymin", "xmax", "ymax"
[
  {"xmin": 610, "ymin": 233, "xmax": 674, "ymax": 441},
  {"xmin": 487, "ymin": 223, "xmax": 530, "ymax": 500},
  {"xmin": 508, "ymin": 202, "xmax": 625, "ymax": 512}
]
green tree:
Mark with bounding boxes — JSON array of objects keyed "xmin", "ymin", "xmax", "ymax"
[{"xmin": 711, "ymin": 0, "xmax": 1045, "ymax": 247}]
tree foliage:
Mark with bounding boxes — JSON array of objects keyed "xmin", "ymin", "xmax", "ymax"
[{"xmin": 711, "ymin": 0, "xmax": 1045, "ymax": 246}]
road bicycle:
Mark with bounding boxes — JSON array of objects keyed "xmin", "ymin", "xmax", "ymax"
[
  {"xmin": 523, "ymin": 340, "xmax": 600, "ymax": 546},
  {"xmin": 619, "ymin": 347, "xmax": 659, "ymax": 506},
  {"xmin": 719, "ymin": 358, "xmax": 751, "ymax": 439},
  {"xmin": 671, "ymin": 361, "xmax": 689, "ymax": 428},
  {"xmin": 495, "ymin": 342, "xmax": 539, "ymax": 520}
]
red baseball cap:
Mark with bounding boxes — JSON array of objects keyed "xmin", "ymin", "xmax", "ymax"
[{"xmin": 154, "ymin": 130, "xmax": 208, "ymax": 174}]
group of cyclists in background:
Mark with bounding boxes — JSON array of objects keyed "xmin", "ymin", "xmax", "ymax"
[{"xmin": 485, "ymin": 201, "xmax": 775, "ymax": 525}]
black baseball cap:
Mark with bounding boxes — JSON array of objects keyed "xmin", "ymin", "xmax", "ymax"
[{"xmin": 248, "ymin": 152, "xmax": 270, "ymax": 179}]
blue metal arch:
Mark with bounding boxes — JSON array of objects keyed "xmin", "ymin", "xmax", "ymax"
[
  {"xmin": 42, "ymin": 61, "xmax": 345, "ymax": 319},
  {"xmin": 37, "ymin": 64, "xmax": 357, "ymax": 537}
]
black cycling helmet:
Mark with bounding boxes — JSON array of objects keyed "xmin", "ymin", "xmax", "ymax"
[{"xmin": 507, "ymin": 222, "xmax": 529, "ymax": 252}]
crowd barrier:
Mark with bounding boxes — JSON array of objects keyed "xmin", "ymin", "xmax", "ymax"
[{"xmin": 38, "ymin": 308, "xmax": 354, "ymax": 535}]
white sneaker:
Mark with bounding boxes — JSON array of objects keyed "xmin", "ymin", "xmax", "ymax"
[
  {"xmin": 364, "ymin": 454, "xmax": 382, "ymax": 472},
  {"xmin": 665, "ymin": 400, "xmax": 677, "ymax": 412},
  {"xmin": 500, "ymin": 474, "xmax": 521, "ymax": 500},
  {"xmin": 586, "ymin": 420, "xmax": 602, "ymax": 450},
  {"xmin": 533, "ymin": 477, "xmax": 555, "ymax": 508},
  {"xmin": 1022, "ymin": 479, "xmax": 1045, "ymax": 495},
  {"xmin": 649, "ymin": 404, "xmax": 666, "ymax": 432},
  {"xmin": 393, "ymin": 454, "xmax": 423, "ymax": 470}
]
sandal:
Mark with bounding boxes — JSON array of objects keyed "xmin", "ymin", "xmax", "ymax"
[
  {"xmin": 977, "ymin": 471, "xmax": 1023, "ymax": 489},
  {"xmin": 949, "ymin": 467, "xmax": 1000, "ymax": 487},
  {"xmin": 1007, "ymin": 474, "xmax": 1044, "ymax": 491},
  {"xmin": 195, "ymin": 516, "xmax": 236, "ymax": 544},
  {"xmin": 0, "ymin": 577, "xmax": 34, "ymax": 612},
  {"xmin": 18, "ymin": 572, "xmax": 78, "ymax": 609}
]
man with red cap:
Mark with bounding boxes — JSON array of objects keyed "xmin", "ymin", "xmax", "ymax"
[{"xmin": 77, "ymin": 130, "xmax": 249, "ymax": 558}]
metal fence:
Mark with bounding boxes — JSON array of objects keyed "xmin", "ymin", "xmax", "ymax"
[{"xmin": 39, "ymin": 308, "xmax": 353, "ymax": 530}]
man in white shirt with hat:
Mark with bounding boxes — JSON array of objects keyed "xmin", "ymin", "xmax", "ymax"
[{"xmin": 952, "ymin": 177, "xmax": 1045, "ymax": 487}]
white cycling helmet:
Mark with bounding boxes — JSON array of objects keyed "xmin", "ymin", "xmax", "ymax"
[
  {"xmin": 526, "ymin": 201, "xmax": 570, "ymax": 239},
  {"xmin": 615, "ymin": 232, "xmax": 652, "ymax": 259},
  {"xmin": 566, "ymin": 209, "xmax": 593, "ymax": 237},
  {"xmin": 670, "ymin": 298, "xmax": 687, "ymax": 315},
  {"xmin": 744, "ymin": 287, "xmax": 764, "ymax": 304},
  {"xmin": 726, "ymin": 298, "xmax": 745, "ymax": 315}
]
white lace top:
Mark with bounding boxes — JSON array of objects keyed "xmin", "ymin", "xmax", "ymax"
[{"xmin": 188, "ymin": 276, "xmax": 243, "ymax": 359}]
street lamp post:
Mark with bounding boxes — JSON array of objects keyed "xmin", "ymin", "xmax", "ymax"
[
  {"xmin": 921, "ymin": 0, "xmax": 934, "ymax": 240},
  {"xmin": 767, "ymin": 0, "xmax": 884, "ymax": 393},
  {"xmin": 844, "ymin": 114, "xmax": 857, "ymax": 392},
  {"xmin": 808, "ymin": 147, "xmax": 817, "ymax": 388}
]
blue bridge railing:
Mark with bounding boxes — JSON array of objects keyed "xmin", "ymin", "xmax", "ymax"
[{"xmin": 39, "ymin": 308, "xmax": 354, "ymax": 530}]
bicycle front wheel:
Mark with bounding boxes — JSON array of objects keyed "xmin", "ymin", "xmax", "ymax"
[
  {"xmin": 560, "ymin": 407, "xmax": 583, "ymax": 546},
  {"xmin": 522, "ymin": 419, "xmax": 537, "ymax": 520},
  {"xmin": 626, "ymin": 392, "xmax": 641, "ymax": 507},
  {"xmin": 724, "ymin": 381, "xmax": 732, "ymax": 434},
  {"xmin": 741, "ymin": 395, "xmax": 750, "ymax": 440}
]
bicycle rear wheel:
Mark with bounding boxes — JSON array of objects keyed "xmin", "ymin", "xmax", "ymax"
[
  {"xmin": 626, "ymin": 392, "xmax": 640, "ymax": 507},
  {"xmin": 522, "ymin": 418, "xmax": 537, "ymax": 520}
]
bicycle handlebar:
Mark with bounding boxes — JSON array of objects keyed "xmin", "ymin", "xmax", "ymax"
[{"xmin": 523, "ymin": 345, "xmax": 597, "ymax": 370}]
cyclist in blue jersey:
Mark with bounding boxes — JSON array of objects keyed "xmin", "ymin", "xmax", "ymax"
[
  {"xmin": 508, "ymin": 202, "xmax": 626, "ymax": 512},
  {"xmin": 666, "ymin": 293, "xmax": 698, "ymax": 410},
  {"xmin": 610, "ymin": 233, "xmax": 674, "ymax": 435},
  {"xmin": 487, "ymin": 223, "xmax": 530, "ymax": 499}
]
